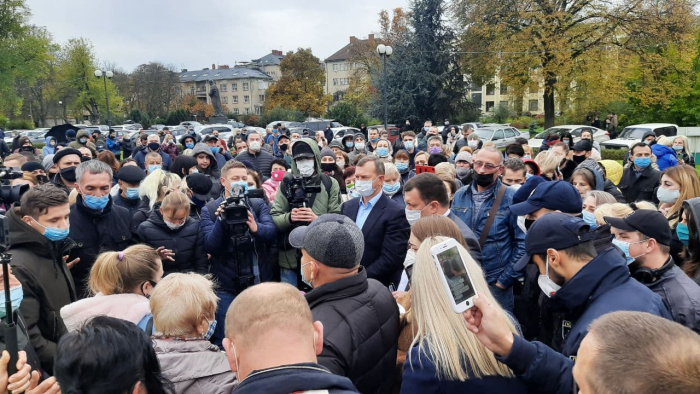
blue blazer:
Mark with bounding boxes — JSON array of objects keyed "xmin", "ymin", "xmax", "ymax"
[{"xmin": 341, "ymin": 193, "xmax": 410, "ymax": 287}]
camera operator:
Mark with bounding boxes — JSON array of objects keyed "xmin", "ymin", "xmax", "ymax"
[
  {"xmin": 271, "ymin": 138, "xmax": 342, "ymax": 287},
  {"xmin": 200, "ymin": 160, "xmax": 277, "ymax": 347}
]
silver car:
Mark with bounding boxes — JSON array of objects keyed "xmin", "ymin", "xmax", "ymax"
[{"xmin": 474, "ymin": 126, "xmax": 529, "ymax": 149}]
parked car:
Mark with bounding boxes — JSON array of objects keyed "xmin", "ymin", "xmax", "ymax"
[
  {"xmin": 197, "ymin": 124, "xmax": 235, "ymax": 135},
  {"xmin": 300, "ymin": 120, "xmax": 342, "ymax": 132},
  {"xmin": 114, "ymin": 124, "xmax": 142, "ymax": 132},
  {"xmin": 601, "ymin": 123, "xmax": 679, "ymax": 150},
  {"xmin": 474, "ymin": 126, "xmax": 529, "ymax": 149},
  {"xmin": 460, "ymin": 122, "xmax": 484, "ymax": 131},
  {"xmin": 179, "ymin": 121, "xmax": 202, "ymax": 129},
  {"xmin": 3, "ymin": 131, "xmax": 18, "ymax": 145},
  {"xmin": 330, "ymin": 127, "xmax": 361, "ymax": 142},
  {"xmin": 228, "ymin": 120, "xmax": 246, "ymax": 128},
  {"xmin": 265, "ymin": 120, "xmax": 302, "ymax": 129},
  {"xmin": 528, "ymin": 125, "xmax": 610, "ymax": 148},
  {"xmin": 84, "ymin": 125, "xmax": 110, "ymax": 135},
  {"xmin": 21, "ymin": 130, "xmax": 49, "ymax": 144}
]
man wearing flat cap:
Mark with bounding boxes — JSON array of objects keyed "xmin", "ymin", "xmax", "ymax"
[{"xmin": 113, "ymin": 165, "xmax": 147, "ymax": 216}]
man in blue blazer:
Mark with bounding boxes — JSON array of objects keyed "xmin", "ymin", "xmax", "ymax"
[{"xmin": 341, "ymin": 156, "xmax": 410, "ymax": 287}]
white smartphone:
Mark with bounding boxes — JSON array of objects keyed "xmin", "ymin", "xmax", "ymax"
[{"xmin": 431, "ymin": 238, "xmax": 478, "ymax": 313}]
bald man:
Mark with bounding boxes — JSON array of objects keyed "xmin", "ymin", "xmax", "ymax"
[{"xmin": 223, "ymin": 283, "xmax": 358, "ymax": 394}]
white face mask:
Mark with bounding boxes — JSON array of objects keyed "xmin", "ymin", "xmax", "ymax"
[
  {"xmin": 517, "ymin": 216, "xmax": 528, "ymax": 234},
  {"xmin": 248, "ymin": 141, "xmax": 261, "ymax": 152},
  {"xmin": 404, "ymin": 249, "xmax": 416, "ymax": 268},
  {"xmin": 165, "ymin": 219, "xmax": 186, "ymax": 230},
  {"xmin": 538, "ymin": 256, "xmax": 562, "ymax": 298},
  {"xmin": 405, "ymin": 205, "xmax": 428, "ymax": 226},
  {"xmin": 468, "ymin": 140, "xmax": 478, "ymax": 149},
  {"xmin": 296, "ymin": 159, "xmax": 315, "ymax": 177},
  {"xmin": 656, "ymin": 187, "xmax": 680, "ymax": 204},
  {"xmin": 356, "ymin": 142, "xmax": 366, "ymax": 150},
  {"xmin": 354, "ymin": 178, "xmax": 377, "ymax": 197},
  {"xmin": 336, "ymin": 160, "xmax": 345, "ymax": 169}
]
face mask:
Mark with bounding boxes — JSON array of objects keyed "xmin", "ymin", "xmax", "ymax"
[
  {"xmin": 271, "ymin": 170, "xmax": 286, "ymax": 182},
  {"xmin": 456, "ymin": 167, "xmax": 470, "ymax": 178},
  {"xmin": 468, "ymin": 141, "xmax": 478, "ymax": 149},
  {"xmin": 79, "ymin": 138, "xmax": 87, "ymax": 144},
  {"xmin": 673, "ymin": 145, "xmax": 684, "ymax": 151},
  {"xmin": 656, "ymin": 187, "xmax": 680, "ymax": 204},
  {"xmin": 523, "ymin": 155, "xmax": 532, "ymax": 160},
  {"xmin": 202, "ymin": 319, "xmax": 217, "ymax": 340},
  {"xmin": 677, "ymin": 223, "xmax": 690, "ymax": 245},
  {"xmin": 148, "ymin": 142, "xmax": 160, "ymax": 151},
  {"xmin": 279, "ymin": 144, "xmax": 288, "ymax": 151},
  {"xmin": 291, "ymin": 138, "xmax": 300, "ymax": 142},
  {"xmin": 475, "ymin": 172, "xmax": 496, "ymax": 188},
  {"xmin": 404, "ymin": 141, "xmax": 414, "ymax": 150},
  {"xmin": 383, "ymin": 182, "xmax": 400, "ymax": 196},
  {"xmin": 538, "ymin": 256, "xmax": 562, "ymax": 298},
  {"xmin": 165, "ymin": 219, "xmax": 186, "ymax": 230},
  {"xmin": 82, "ymin": 193, "xmax": 109, "ymax": 210},
  {"xmin": 355, "ymin": 178, "xmax": 377, "ymax": 197},
  {"xmin": 370, "ymin": 137, "xmax": 379, "ymax": 143},
  {"xmin": 396, "ymin": 163, "xmax": 409, "ymax": 173},
  {"xmin": 321, "ymin": 163, "xmax": 336, "ymax": 173},
  {"xmin": 185, "ymin": 143, "xmax": 194, "ymax": 149},
  {"xmin": 36, "ymin": 175, "xmax": 49, "ymax": 184},
  {"xmin": 376, "ymin": 147, "xmax": 389, "ymax": 157},
  {"xmin": 249, "ymin": 141, "xmax": 261, "ymax": 152},
  {"xmin": 634, "ymin": 157, "xmax": 651, "ymax": 169},
  {"xmin": 517, "ymin": 216, "xmax": 528, "ymax": 233},
  {"xmin": 572, "ymin": 155, "xmax": 586, "ymax": 164},
  {"xmin": 296, "ymin": 159, "xmax": 315, "ymax": 177},
  {"xmin": 60, "ymin": 166, "xmax": 77, "ymax": 182},
  {"xmin": 336, "ymin": 160, "xmax": 345, "ymax": 169},
  {"xmin": 301, "ymin": 262, "xmax": 314, "ymax": 288},
  {"xmin": 428, "ymin": 147, "xmax": 442, "ymax": 155},
  {"xmin": 611, "ymin": 238, "xmax": 646, "ymax": 265},
  {"xmin": 126, "ymin": 188, "xmax": 140, "ymax": 200},
  {"xmin": 405, "ymin": 205, "xmax": 428, "ymax": 226},
  {"xmin": 356, "ymin": 142, "xmax": 366, "ymax": 150},
  {"xmin": 210, "ymin": 146, "xmax": 220, "ymax": 154},
  {"xmin": 644, "ymin": 140, "xmax": 652, "ymax": 145},
  {"xmin": 525, "ymin": 173, "xmax": 533, "ymax": 179},
  {"xmin": 148, "ymin": 164, "xmax": 162, "ymax": 173},
  {"xmin": 345, "ymin": 141, "xmax": 354, "ymax": 149},
  {"xmin": 581, "ymin": 210, "xmax": 598, "ymax": 229},
  {"xmin": 30, "ymin": 217, "xmax": 69, "ymax": 241},
  {"xmin": 230, "ymin": 181, "xmax": 248, "ymax": 194},
  {"xmin": 190, "ymin": 169, "xmax": 199, "ymax": 174},
  {"xmin": 0, "ymin": 286, "xmax": 23, "ymax": 319}
]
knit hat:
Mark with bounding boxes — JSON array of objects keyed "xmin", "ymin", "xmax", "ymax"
[
  {"xmin": 354, "ymin": 133, "xmax": 366, "ymax": 141},
  {"xmin": 573, "ymin": 139, "xmax": 593, "ymax": 152},
  {"xmin": 42, "ymin": 155, "xmax": 55, "ymax": 172},
  {"xmin": 598, "ymin": 160, "xmax": 623, "ymax": 185},
  {"xmin": 455, "ymin": 152, "xmax": 472, "ymax": 163},
  {"xmin": 328, "ymin": 140, "xmax": 344, "ymax": 150},
  {"xmin": 53, "ymin": 148, "xmax": 82, "ymax": 164},
  {"xmin": 289, "ymin": 214, "xmax": 365, "ymax": 269},
  {"xmin": 65, "ymin": 129, "xmax": 76, "ymax": 138},
  {"xmin": 320, "ymin": 147, "xmax": 335, "ymax": 160}
]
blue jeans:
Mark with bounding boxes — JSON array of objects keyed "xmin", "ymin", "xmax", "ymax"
[
  {"xmin": 213, "ymin": 290, "xmax": 236, "ymax": 348},
  {"xmin": 280, "ymin": 267, "xmax": 298, "ymax": 287},
  {"xmin": 489, "ymin": 283, "xmax": 514, "ymax": 314}
]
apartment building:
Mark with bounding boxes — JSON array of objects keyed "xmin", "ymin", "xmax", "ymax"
[
  {"xmin": 467, "ymin": 74, "xmax": 557, "ymax": 115},
  {"xmin": 324, "ymin": 34, "xmax": 377, "ymax": 99},
  {"xmin": 251, "ymin": 50, "xmax": 284, "ymax": 81}
]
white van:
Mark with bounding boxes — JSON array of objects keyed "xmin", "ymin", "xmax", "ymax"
[{"xmin": 601, "ymin": 123, "xmax": 678, "ymax": 150}]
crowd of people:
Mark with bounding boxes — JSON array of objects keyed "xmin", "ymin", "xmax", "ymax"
[{"xmin": 0, "ymin": 122, "xmax": 698, "ymax": 393}]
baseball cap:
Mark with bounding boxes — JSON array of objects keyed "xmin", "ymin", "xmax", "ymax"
[
  {"xmin": 514, "ymin": 212, "xmax": 594, "ymax": 271},
  {"xmin": 292, "ymin": 140, "xmax": 315, "ymax": 160},
  {"xmin": 186, "ymin": 173, "xmax": 213, "ymax": 201},
  {"xmin": 573, "ymin": 139, "xmax": 592, "ymax": 152},
  {"xmin": 289, "ymin": 214, "xmax": 365, "ymax": 269},
  {"xmin": 604, "ymin": 209, "xmax": 672, "ymax": 246},
  {"xmin": 203, "ymin": 135, "xmax": 218, "ymax": 143},
  {"xmin": 510, "ymin": 180, "xmax": 582, "ymax": 216}
]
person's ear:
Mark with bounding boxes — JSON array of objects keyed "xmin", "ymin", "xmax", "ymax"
[
  {"xmin": 21, "ymin": 215, "xmax": 34, "ymax": 227},
  {"xmin": 223, "ymin": 338, "xmax": 238, "ymax": 372},
  {"xmin": 312, "ymin": 321, "xmax": 324, "ymax": 356}
]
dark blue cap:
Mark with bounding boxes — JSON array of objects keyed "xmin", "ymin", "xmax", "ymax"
[
  {"xmin": 509, "ymin": 180, "xmax": 582, "ymax": 216},
  {"xmin": 514, "ymin": 212, "xmax": 594, "ymax": 271},
  {"xmin": 513, "ymin": 176, "xmax": 547, "ymax": 204}
]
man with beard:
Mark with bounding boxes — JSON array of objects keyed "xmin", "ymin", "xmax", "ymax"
[{"xmin": 452, "ymin": 146, "xmax": 525, "ymax": 313}]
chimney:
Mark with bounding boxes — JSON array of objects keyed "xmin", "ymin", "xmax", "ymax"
[
  {"xmin": 368, "ymin": 34, "xmax": 375, "ymax": 46},
  {"xmin": 272, "ymin": 50, "xmax": 282, "ymax": 56},
  {"xmin": 350, "ymin": 36, "xmax": 357, "ymax": 43},
  {"xmin": 212, "ymin": 64, "xmax": 216, "ymax": 70},
  {"xmin": 218, "ymin": 64, "xmax": 229, "ymax": 69},
  {"xmin": 181, "ymin": 69, "xmax": 188, "ymax": 73}
]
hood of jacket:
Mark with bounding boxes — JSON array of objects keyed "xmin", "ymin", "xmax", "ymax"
[
  {"xmin": 651, "ymin": 143, "xmax": 676, "ymax": 158},
  {"xmin": 575, "ymin": 159, "xmax": 605, "ymax": 191},
  {"xmin": 152, "ymin": 339, "xmax": 234, "ymax": 383},
  {"xmin": 550, "ymin": 247, "xmax": 630, "ymax": 314},
  {"xmin": 44, "ymin": 136, "xmax": 56, "ymax": 146},
  {"xmin": 191, "ymin": 143, "xmax": 219, "ymax": 171},
  {"xmin": 60, "ymin": 293, "xmax": 150, "ymax": 332},
  {"xmin": 180, "ymin": 134, "xmax": 197, "ymax": 146},
  {"xmin": 290, "ymin": 138, "xmax": 322, "ymax": 177},
  {"xmin": 75, "ymin": 130, "xmax": 90, "ymax": 142},
  {"xmin": 642, "ymin": 130, "xmax": 657, "ymax": 142},
  {"xmin": 682, "ymin": 197, "xmax": 700, "ymax": 238},
  {"xmin": 7, "ymin": 207, "xmax": 66, "ymax": 258}
]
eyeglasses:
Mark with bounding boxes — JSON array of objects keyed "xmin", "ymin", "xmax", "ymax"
[{"xmin": 473, "ymin": 161, "xmax": 501, "ymax": 171}]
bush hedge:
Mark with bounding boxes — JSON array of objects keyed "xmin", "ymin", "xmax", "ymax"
[{"xmin": 600, "ymin": 149, "xmax": 627, "ymax": 160}]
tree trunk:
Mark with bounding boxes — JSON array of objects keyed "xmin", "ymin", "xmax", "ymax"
[{"xmin": 543, "ymin": 73, "xmax": 557, "ymax": 129}]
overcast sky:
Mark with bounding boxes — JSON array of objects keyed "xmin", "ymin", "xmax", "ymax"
[{"xmin": 25, "ymin": 0, "xmax": 410, "ymax": 72}]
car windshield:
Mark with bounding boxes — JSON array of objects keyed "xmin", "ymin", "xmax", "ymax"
[
  {"xmin": 619, "ymin": 127, "xmax": 651, "ymax": 139},
  {"xmin": 535, "ymin": 127, "xmax": 569, "ymax": 139},
  {"xmin": 475, "ymin": 129, "xmax": 494, "ymax": 139}
]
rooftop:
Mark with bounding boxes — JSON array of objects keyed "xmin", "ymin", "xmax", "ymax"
[
  {"xmin": 252, "ymin": 50, "xmax": 284, "ymax": 66},
  {"xmin": 325, "ymin": 34, "xmax": 376, "ymax": 63},
  {"xmin": 179, "ymin": 67, "xmax": 273, "ymax": 83}
]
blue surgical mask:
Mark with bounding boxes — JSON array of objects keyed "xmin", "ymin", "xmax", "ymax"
[
  {"xmin": 79, "ymin": 138, "xmax": 87, "ymax": 144},
  {"xmin": 383, "ymin": 182, "xmax": 400, "ymax": 195},
  {"xmin": 126, "ymin": 188, "xmax": 140, "ymax": 200},
  {"xmin": 185, "ymin": 143, "xmax": 194, "ymax": 149},
  {"xmin": 396, "ymin": 163, "xmax": 409, "ymax": 173},
  {"xmin": 523, "ymin": 155, "xmax": 532, "ymax": 160},
  {"xmin": 611, "ymin": 238, "xmax": 646, "ymax": 265},
  {"xmin": 82, "ymin": 193, "xmax": 109, "ymax": 210},
  {"xmin": 0, "ymin": 287, "xmax": 23, "ymax": 319},
  {"xmin": 673, "ymin": 145, "xmax": 683, "ymax": 151},
  {"xmin": 404, "ymin": 141, "xmax": 414, "ymax": 150},
  {"xmin": 634, "ymin": 157, "xmax": 651, "ymax": 169},
  {"xmin": 677, "ymin": 223, "xmax": 690, "ymax": 245},
  {"xmin": 581, "ymin": 210, "xmax": 598, "ymax": 229},
  {"xmin": 345, "ymin": 141, "xmax": 354, "ymax": 149},
  {"xmin": 376, "ymin": 147, "xmax": 389, "ymax": 157},
  {"xmin": 148, "ymin": 165, "xmax": 162, "ymax": 173},
  {"xmin": 526, "ymin": 173, "xmax": 533, "ymax": 179},
  {"xmin": 29, "ymin": 217, "xmax": 69, "ymax": 241},
  {"xmin": 202, "ymin": 319, "xmax": 217, "ymax": 340},
  {"xmin": 210, "ymin": 146, "xmax": 220, "ymax": 154},
  {"xmin": 370, "ymin": 137, "xmax": 379, "ymax": 143}
]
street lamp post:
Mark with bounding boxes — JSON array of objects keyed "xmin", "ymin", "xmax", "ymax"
[
  {"xmin": 376, "ymin": 44, "xmax": 393, "ymax": 132},
  {"xmin": 94, "ymin": 69, "xmax": 114, "ymax": 126}
]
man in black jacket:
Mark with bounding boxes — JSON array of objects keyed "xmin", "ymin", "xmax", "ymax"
[
  {"xmin": 67, "ymin": 160, "xmax": 133, "ymax": 298},
  {"xmin": 9, "ymin": 184, "xmax": 77, "ymax": 373},
  {"xmin": 234, "ymin": 130, "xmax": 274, "ymax": 179},
  {"xmin": 113, "ymin": 165, "xmax": 146, "ymax": 216},
  {"xmin": 289, "ymin": 214, "xmax": 399, "ymax": 394},
  {"xmin": 619, "ymin": 142, "xmax": 661, "ymax": 203},
  {"xmin": 50, "ymin": 148, "xmax": 82, "ymax": 195}
]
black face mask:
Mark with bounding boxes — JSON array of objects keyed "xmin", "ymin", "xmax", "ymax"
[
  {"xmin": 20, "ymin": 146, "xmax": 34, "ymax": 152},
  {"xmin": 572, "ymin": 154, "xmax": 586, "ymax": 165},
  {"xmin": 524, "ymin": 218, "xmax": 536, "ymax": 231},
  {"xmin": 279, "ymin": 144, "xmax": 288, "ymax": 152},
  {"xmin": 321, "ymin": 163, "xmax": 336, "ymax": 173},
  {"xmin": 475, "ymin": 172, "xmax": 496, "ymax": 188},
  {"xmin": 148, "ymin": 142, "xmax": 161, "ymax": 151},
  {"xmin": 36, "ymin": 175, "xmax": 49, "ymax": 184},
  {"xmin": 60, "ymin": 166, "xmax": 76, "ymax": 182}
]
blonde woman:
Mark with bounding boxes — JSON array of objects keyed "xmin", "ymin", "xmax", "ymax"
[
  {"xmin": 535, "ymin": 150, "xmax": 563, "ymax": 181},
  {"xmin": 151, "ymin": 273, "xmax": 237, "ymax": 393},
  {"xmin": 401, "ymin": 235, "xmax": 525, "ymax": 394},
  {"xmin": 383, "ymin": 162, "xmax": 404, "ymax": 207},
  {"xmin": 60, "ymin": 245, "xmax": 163, "ymax": 332},
  {"xmin": 673, "ymin": 135, "xmax": 695, "ymax": 166},
  {"xmin": 657, "ymin": 165, "xmax": 700, "ymax": 227},
  {"xmin": 132, "ymin": 169, "xmax": 181, "ymax": 232},
  {"xmin": 593, "ymin": 201, "xmax": 656, "ymax": 227}
]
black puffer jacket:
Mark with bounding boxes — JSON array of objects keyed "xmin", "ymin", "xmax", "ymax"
[
  {"xmin": 68, "ymin": 195, "xmax": 133, "ymax": 298},
  {"xmin": 234, "ymin": 149, "xmax": 274, "ymax": 179},
  {"xmin": 137, "ymin": 210, "xmax": 208, "ymax": 275},
  {"xmin": 618, "ymin": 164, "xmax": 661, "ymax": 203},
  {"xmin": 305, "ymin": 267, "xmax": 399, "ymax": 394}
]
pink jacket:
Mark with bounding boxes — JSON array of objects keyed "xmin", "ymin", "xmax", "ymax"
[
  {"xmin": 60, "ymin": 293, "xmax": 151, "ymax": 332},
  {"xmin": 262, "ymin": 178, "xmax": 280, "ymax": 202}
]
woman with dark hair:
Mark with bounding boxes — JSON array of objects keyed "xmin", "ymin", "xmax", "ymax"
[
  {"xmin": 561, "ymin": 132, "xmax": 574, "ymax": 150},
  {"xmin": 170, "ymin": 155, "xmax": 198, "ymax": 179},
  {"xmin": 97, "ymin": 150, "xmax": 121, "ymax": 186},
  {"xmin": 680, "ymin": 198, "xmax": 700, "ymax": 285},
  {"xmin": 54, "ymin": 315, "xmax": 175, "ymax": 394}
]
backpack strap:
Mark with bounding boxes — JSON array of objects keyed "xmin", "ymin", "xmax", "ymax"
[
  {"xmin": 479, "ymin": 185, "xmax": 507, "ymax": 249},
  {"xmin": 145, "ymin": 316, "xmax": 154, "ymax": 335}
]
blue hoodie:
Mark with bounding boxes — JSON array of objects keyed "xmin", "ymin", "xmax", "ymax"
[
  {"xmin": 652, "ymin": 143, "xmax": 679, "ymax": 171},
  {"xmin": 42, "ymin": 136, "xmax": 56, "ymax": 156}
]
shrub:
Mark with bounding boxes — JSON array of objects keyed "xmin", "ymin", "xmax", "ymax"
[
  {"xmin": 510, "ymin": 121, "xmax": 527, "ymax": 129},
  {"xmin": 0, "ymin": 115, "xmax": 8, "ymax": 129},
  {"xmin": 601, "ymin": 149, "xmax": 628, "ymax": 161},
  {"xmin": 7, "ymin": 119, "xmax": 35, "ymax": 130}
]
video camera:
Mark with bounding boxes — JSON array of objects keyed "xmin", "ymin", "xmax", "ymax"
[
  {"xmin": 283, "ymin": 175, "xmax": 321, "ymax": 210},
  {"xmin": 0, "ymin": 167, "xmax": 28, "ymax": 207},
  {"xmin": 0, "ymin": 216, "xmax": 18, "ymax": 376}
]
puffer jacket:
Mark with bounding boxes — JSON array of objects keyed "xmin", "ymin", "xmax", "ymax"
[
  {"xmin": 60, "ymin": 293, "xmax": 150, "ymax": 332},
  {"xmin": 161, "ymin": 141, "xmax": 179, "ymax": 161},
  {"xmin": 137, "ymin": 209, "xmax": 208, "ymax": 275},
  {"xmin": 7, "ymin": 207, "xmax": 77, "ymax": 373},
  {"xmin": 235, "ymin": 148, "xmax": 274, "ymax": 179},
  {"xmin": 262, "ymin": 178, "xmax": 280, "ymax": 202},
  {"xmin": 651, "ymin": 144, "xmax": 679, "ymax": 171},
  {"xmin": 642, "ymin": 258, "xmax": 700, "ymax": 333},
  {"xmin": 191, "ymin": 143, "xmax": 223, "ymax": 199},
  {"xmin": 271, "ymin": 138, "xmax": 342, "ymax": 269},
  {"xmin": 306, "ymin": 267, "xmax": 399, "ymax": 394},
  {"xmin": 451, "ymin": 180, "xmax": 526, "ymax": 288},
  {"xmin": 233, "ymin": 363, "xmax": 358, "ymax": 394},
  {"xmin": 68, "ymin": 130, "xmax": 96, "ymax": 156},
  {"xmin": 106, "ymin": 135, "xmax": 121, "ymax": 156},
  {"xmin": 153, "ymin": 339, "xmax": 237, "ymax": 394}
]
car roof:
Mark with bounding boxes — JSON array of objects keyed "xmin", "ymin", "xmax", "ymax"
[{"xmin": 625, "ymin": 123, "xmax": 678, "ymax": 128}]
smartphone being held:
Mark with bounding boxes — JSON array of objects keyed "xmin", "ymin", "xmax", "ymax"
[{"xmin": 431, "ymin": 238, "xmax": 478, "ymax": 313}]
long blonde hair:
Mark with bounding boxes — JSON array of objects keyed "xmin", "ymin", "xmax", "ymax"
[
  {"xmin": 139, "ymin": 169, "xmax": 181, "ymax": 209},
  {"xmin": 410, "ymin": 236, "xmax": 517, "ymax": 380},
  {"xmin": 661, "ymin": 165, "xmax": 700, "ymax": 226}
]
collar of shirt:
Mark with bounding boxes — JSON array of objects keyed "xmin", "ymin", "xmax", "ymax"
[
  {"xmin": 360, "ymin": 190, "xmax": 382, "ymax": 209},
  {"xmin": 442, "ymin": 209, "xmax": 451, "ymax": 217}
]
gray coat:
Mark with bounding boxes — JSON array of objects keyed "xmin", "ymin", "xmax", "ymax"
[
  {"xmin": 646, "ymin": 261, "xmax": 700, "ymax": 334},
  {"xmin": 153, "ymin": 338, "xmax": 237, "ymax": 394}
]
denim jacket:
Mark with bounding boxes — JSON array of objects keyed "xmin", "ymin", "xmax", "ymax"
[{"xmin": 451, "ymin": 179, "xmax": 525, "ymax": 288}]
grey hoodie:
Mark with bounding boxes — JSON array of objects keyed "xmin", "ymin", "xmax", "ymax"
[{"xmin": 191, "ymin": 143, "xmax": 222, "ymax": 199}]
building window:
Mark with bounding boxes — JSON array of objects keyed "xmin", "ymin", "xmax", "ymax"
[
  {"xmin": 233, "ymin": 96, "xmax": 238, "ymax": 104},
  {"xmin": 243, "ymin": 82, "xmax": 249, "ymax": 91},
  {"xmin": 333, "ymin": 78, "xmax": 338, "ymax": 86},
  {"xmin": 529, "ymin": 99, "xmax": 539, "ymax": 112},
  {"xmin": 190, "ymin": 87, "xmax": 194, "ymax": 95},
  {"xmin": 486, "ymin": 84, "xmax": 495, "ymax": 96},
  {"xmin": 470, "ymin": 82, "xmax": 482, "ymax": 91},
  {"xmin": 259, "ymin": 95, "xmax": 265, "ymax": 102},
  {"xmin": 232, "ymin": 83, "xmax": 238, "ymax": 91},
  {"xmin": 485, "ymin": 101, "xmax": 495, "ymax": 112},
  {"xmin": 500, "ymin": 84, "xmax": 508, "ymax": 95},
  {"xmin": 499, "ymin": 101, "xmax": 509, "ymax": 108},
  {"xmin": 244, "ymin": 107, "xmax": 250, "ymax": 114},
  {"xmin": 244, "ymin": 95, "xmax": 250, "ymax": 103},
  {"xmin": 233, "ymin": 108, "xmax": 239, "ymax": 115},
  {"xmin": 222, "ymin": 96, "xmax": 228, "ymax": 104},
  {"xmin": 221, "ymin": 84, "xmax": 227, "ymax": 92},
  {"xmin": 255, "ymin": 106, "xmax": 261, "ymax": 115}
]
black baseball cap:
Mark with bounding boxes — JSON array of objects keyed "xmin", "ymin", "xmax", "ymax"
[
  {"xmin": 292, "ymin": 140, "xmax": 315, "ymax": 160},
  {"xmin": 573, "ymin": 139, "xmax": 593, "ymax": 152},
  {"xmin": 186, "ymin": 173, "xmax": 213, "ymax": 201},
  {"xmin": 604, "ymin": 210, "xmax": 672, "ymax": 246},
  {"xmin": 510, "ymin": 180, "xmax": 582, "ymax": 216},
  {"xmin": 514, "ymin": 212, "xmax": 594, "ymax": 271}
]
